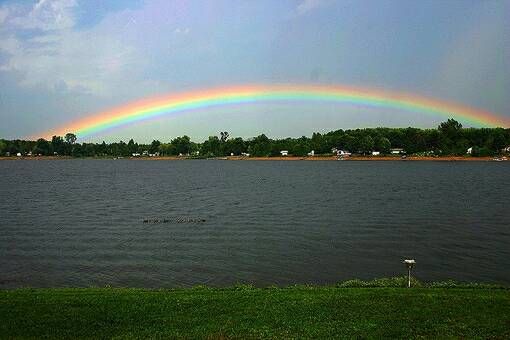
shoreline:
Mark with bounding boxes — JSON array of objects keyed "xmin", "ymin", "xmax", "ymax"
[{"xmin": 0, "ymin": 155, "xmax": 502, "ymax": 161}]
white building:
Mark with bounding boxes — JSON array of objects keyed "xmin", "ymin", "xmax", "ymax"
[
  {"xmin": 307, "ymin": 150, "xmax": 315, "ymax": 156},
  {"xmin": 372, "ymin": 151, "xmax": 380, "ymax": 156},
  {"xmin": 467, "ymin": 147, "xmax": 473, "ymax": 155},
  {"xmin": 280, "ymin": 150, "xmax": 289, "ymax": 156},
  {"xmin": 390, "ymin": 148, "xmax": 405, "ymax": 155},
  {"xmin": 241, "ymin": 152, "xmax": 250, "ymax": 157},
  {"xmin": 336, "ymin": 150, "xmax": 351, "ymax": 156}
]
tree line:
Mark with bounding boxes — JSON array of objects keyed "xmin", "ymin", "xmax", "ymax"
[{"xmin": 1, "ymin": 119, "xmax": 509, "ymax": 158}]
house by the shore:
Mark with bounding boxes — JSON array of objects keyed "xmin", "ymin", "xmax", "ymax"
[
  {"xmin": 390, "ymin": 148, "xmax": 405, "ymax": 155},
  {"xmin": 332, "ymin": 148, "xmax": 351, "ymax": 156}
]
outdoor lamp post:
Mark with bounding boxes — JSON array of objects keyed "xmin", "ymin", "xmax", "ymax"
[{"xmin": 403, "ymin": 259, "xmax": 416, "ymax": 288}]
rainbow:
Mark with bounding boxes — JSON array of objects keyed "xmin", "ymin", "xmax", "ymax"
[{"xmin": 39, "ymin": 84, "xmax": 510, "ymax": 139}]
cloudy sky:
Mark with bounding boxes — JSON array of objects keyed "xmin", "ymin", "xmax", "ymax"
[{"xmin": 0, "ymin": 0, "xmax": 509, "ymax": 142}]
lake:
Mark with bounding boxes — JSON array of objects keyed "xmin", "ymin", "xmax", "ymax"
[{"xmin": 0, "ymin": 159, "xmax": 509, "ymax": 288}]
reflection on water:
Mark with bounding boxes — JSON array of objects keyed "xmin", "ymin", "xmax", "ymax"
[{"xmin": 0, "ymin": 159, "xmax": 509, "ymax": 287}]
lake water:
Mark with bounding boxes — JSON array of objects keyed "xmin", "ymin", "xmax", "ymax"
[{"xmin": 1, "ymin": 159, "xmax": 509, "ymax": 288}]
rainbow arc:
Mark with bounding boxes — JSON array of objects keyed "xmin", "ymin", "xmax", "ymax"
[{"xmin": 38, "ymin": 84, "xmax": 510, "ymax": 139}]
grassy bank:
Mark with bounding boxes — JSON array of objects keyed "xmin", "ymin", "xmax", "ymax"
[{"xmin": 1, "ymin": 281, "xmax": 509, "ymax": 339}]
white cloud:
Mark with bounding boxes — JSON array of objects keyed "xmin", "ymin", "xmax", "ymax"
[
  {"xmin": 9, "ymin": 0, "xmax": 77, "ymax": 31},
  {"xmin": 174, "ymin": 27, "xmax": 190, "ymax": 34},
  {"xmin": 296, "ymin": 0, "xmax": 328, "ymax": 15},
  {"xmin": 0, "ymin": 0, "xmax": 202, "ymax": 101},
  {"xmin": 0, "ymin": 0, "xmax": 149, "ymax": 97},
  {"xmin": 0, "ymin": 7, "xmax": 9, "ymax": 24}
]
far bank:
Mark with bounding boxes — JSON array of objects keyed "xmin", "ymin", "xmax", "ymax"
[{"xmin": 0, "ymin": 155, "xmax": 505, "ymax": 161}]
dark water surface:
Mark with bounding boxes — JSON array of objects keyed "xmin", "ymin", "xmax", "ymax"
[{"xmin": 1, "ymin": 159, "xmax": 509, "ymax": 288}]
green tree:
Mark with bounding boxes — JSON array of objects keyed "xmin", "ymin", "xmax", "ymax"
[
  {"xmin": 359, "ymin": 136, "xmax": 374, "ymax": 154},
  {"xmin": 64, "ymin": 133, "xmax": 77, "ymax": 145},
  {"xmin": 171, "ymin": 136, "xmax": 191, "ymax": 155},
  {"xmin": 149, "ymin": 140, "xmax": 161, "ymax": 154},
  {"xmin": 375, "ymin": 137, "xmax": 391, "ymax": 154},
  {"xmin": 220, "ymin": 131, "xmax": 229, "ymax": 143},
  {"xmin": 224, "ymin": 137, "xmax": 245, "ymax": 155},
  {"xmin": 202, "ymin": 136, "xmax": 221, "ymax": 156},
  {"xmin": 439, "ymin": 119, "xmax": 463, "ymax": 138},
  {"xmin": 34, "ymin": 138, "xmax": 51, "ymax": 155},
  {"xmin": 0, "ymin": 139, "xmax": 6, "ymax": 155},
  {"xmin": 51, "ymin": 136, "xmax": 64, "ymax": 155},
  {"xmin": 127, "ymin": 139, "xmax": 138, "ymax": 154},
  {"xmin": 250, "ymin": 134, "xmax": 271, "ymax": 156}
]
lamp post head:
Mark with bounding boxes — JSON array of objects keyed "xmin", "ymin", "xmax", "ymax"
[{"xmin": 403, "ymin": 259, "xmax": 416, "ymax": 269}]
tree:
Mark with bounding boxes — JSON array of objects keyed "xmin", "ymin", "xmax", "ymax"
[
  {"xmin": 65, "ymin": 133, "xmax": 77, "ymax": 145},
  {"xmin": 224, "ymin": 137, "xmax": 245, "ymax": 155},
  {"xmin": 438, "ymin": 119, "xmax": 463, "ymax": 154},
  {"xmin": 250, "ymin": 134, "xmax": 271, "ymax": 156},
  {"xmin": 0, "ymin": 139, "xmax": 6, "ymax": 155},
  {"xmin": 492, "ymin": 130, "xmax": 506, "ymax": 153},
  {"xmin": 127, "ymin": 139, "xmax": 138, "ymax": 154},
  {"xmin": 34, "ymin": 138, "xmax": 50, "ymax": 155},
  {"xmin": 149, "ymin": 140, "xmax": 161, "ymax": 154},
  {"xmin": 220, "ymin": 131, "xmax": 230, "ymax": 143},
  {"xmin": 439, "ymin": 119, "xmax": 462, "ymax": 139},
  {"xmin": 51, "ymin": 136, "xmax": 64, "ymax": 155},
  {"xmin": 202, "ymin": 136, "xmax": 221, "ymax": 156},
  {"xmin": 359, "ymin": 136, "xmax": 374, "ymax": 154},
  {"xmin": 171, "ymin": 136, "xmax": 191, "ymax": 155},
  {"xmin": 375, "ymin": 137, "xmax": 391, "ymax": 154}
]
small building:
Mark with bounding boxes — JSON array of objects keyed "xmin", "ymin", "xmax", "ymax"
[
  {"xmin": 390, "ymin": 148, "xmax": 405, "ymax": 155},
  {"xmin": 467, "ymin": 147, "xmax": 473, "ymax": 155},
  {"xmin": 307, "ymin": 150, "xmax": 315, "ymax": 156},
  {"xmin": 241, "ymin": 152, "xmax": 250, "ymax": 157},
  {"xmin": 142, "ymin": 150, "xmax": 149, "ymax": 156},
  {"xmin": 372, "ymin": 151, "xmax": 380, "ymax": 156},
  {"xmin": 16, "ymin": 152, "xmax": 22, "ymax": 157},
  {"xmin": 336, "ymin": 150, "xmax": 351, "ymax": 156},
  {"xmin": 280, "ymin": 150, "xmax": 289, "ymax": 156},
  {"xmin": 132, "ymin": 153, "xmax": 141, "ymax": 157}
]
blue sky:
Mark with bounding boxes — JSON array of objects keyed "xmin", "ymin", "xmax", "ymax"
[{"xmin": 0, "ymin": 0, "xmax": 509, "ymax": 142}]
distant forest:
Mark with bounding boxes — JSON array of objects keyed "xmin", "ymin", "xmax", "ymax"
[{"xmin": 2, "ymin": 119, "xmax": 509, "ymax": 157}]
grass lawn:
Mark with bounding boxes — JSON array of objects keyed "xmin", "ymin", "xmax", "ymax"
[{"xmin": 1, "ymin": 284, "xmax": 509, "ymax": 339}]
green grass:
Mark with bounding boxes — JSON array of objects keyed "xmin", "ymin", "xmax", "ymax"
[{"xmin": 1, "ymin": 281, "xmax": 509, "ymax": 339}]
